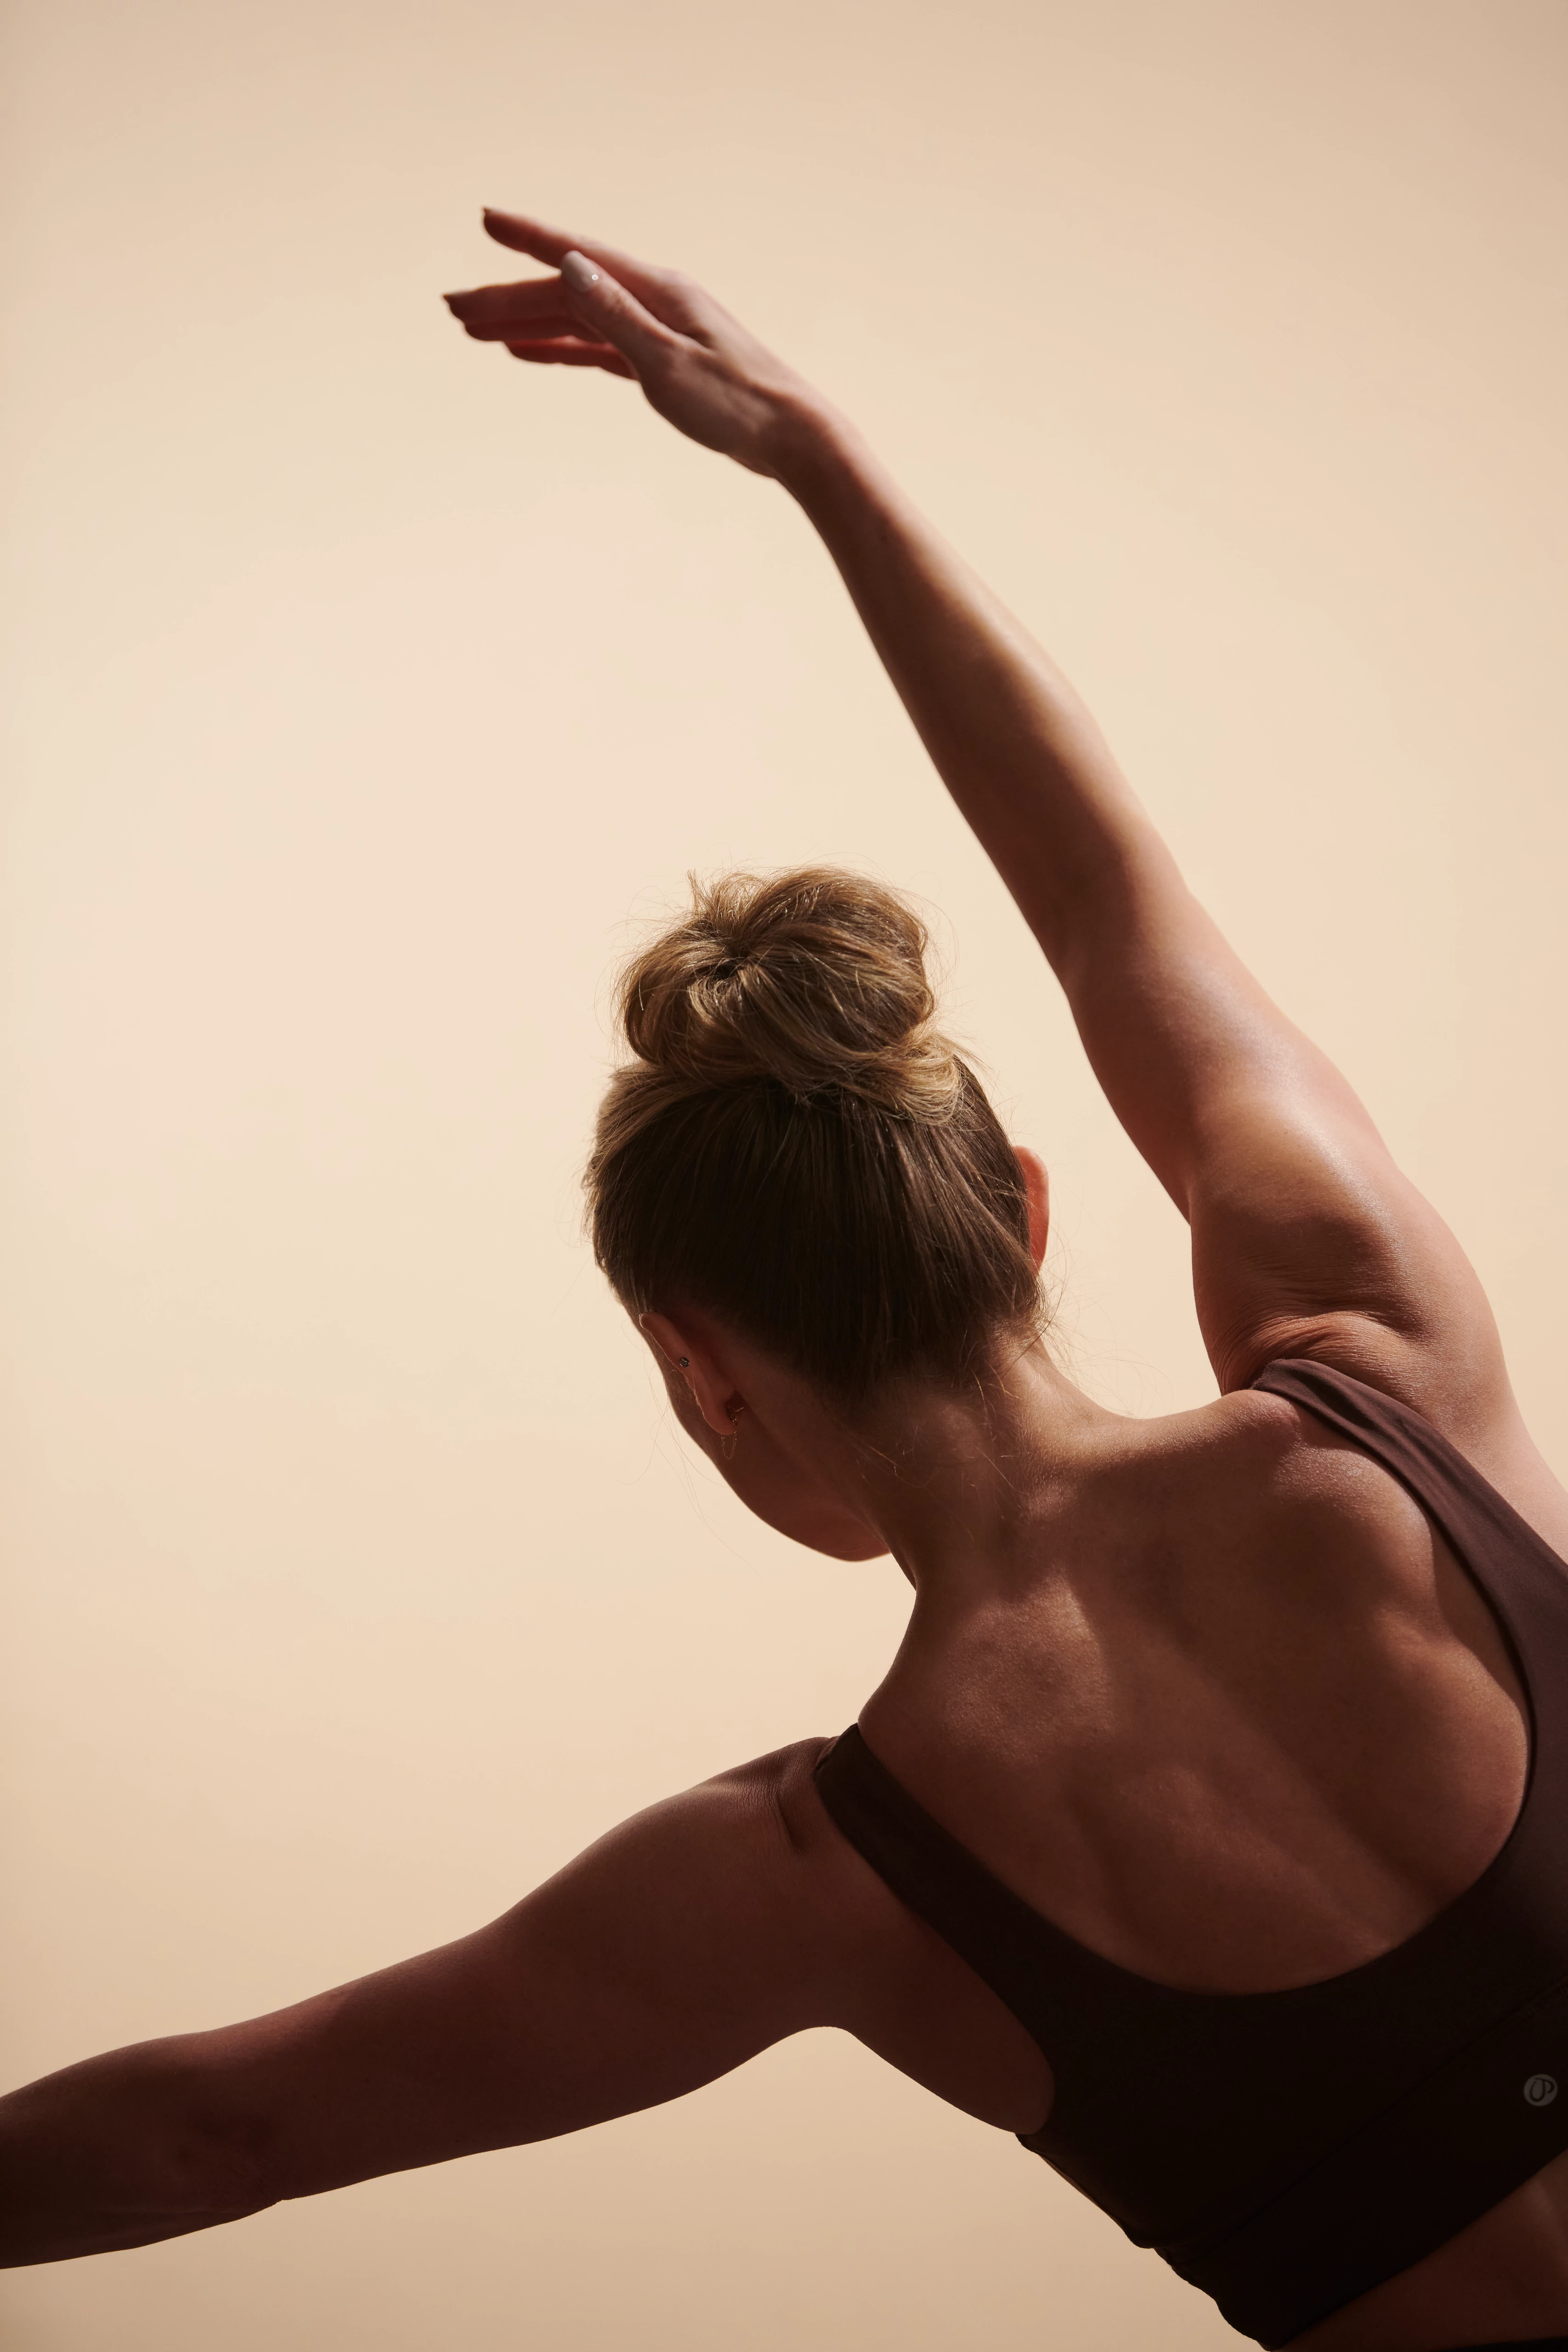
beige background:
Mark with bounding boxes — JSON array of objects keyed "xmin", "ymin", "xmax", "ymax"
[{"xmin": 2, "ymin": 1, "xmax": 1566, "ymax": 2345}]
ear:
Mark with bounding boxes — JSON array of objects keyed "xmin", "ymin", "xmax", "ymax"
[
  {"xmin": 1014, "ymin": 1147, "xmax": 1050, "ymax": 1274},
  {"xmin": 637, "ymin": 1309, "xmax": 741, "ymax": 1440}
]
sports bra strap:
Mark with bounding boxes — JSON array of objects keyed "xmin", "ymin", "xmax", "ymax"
[
  {"xmin": 1251, "ymin": 1358, "xmax": 1568, "ymax": 1706},
  {"xmin": 814, "ymin": 1723, "xmax": 1062, "ymax": 2047}
]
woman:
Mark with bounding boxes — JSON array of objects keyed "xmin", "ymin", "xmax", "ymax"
[{"xmin": 3, "ymin": 211, "xmax": 1567, "ymax": 2351}]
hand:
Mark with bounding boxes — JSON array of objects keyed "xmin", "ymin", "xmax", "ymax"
[{"xmin": 444, "ymin": 211, "xmax": 829, "ymax": 478}]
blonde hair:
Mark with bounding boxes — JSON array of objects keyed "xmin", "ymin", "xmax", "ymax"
[{"xmin": 587, "ymin": 867, "xmax": 1041, "ymax": 1399}]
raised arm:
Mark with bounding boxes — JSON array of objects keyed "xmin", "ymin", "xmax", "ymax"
[{"xmin": 447, "ymin": 215, "xmax": 1513, "ymax": 1440}]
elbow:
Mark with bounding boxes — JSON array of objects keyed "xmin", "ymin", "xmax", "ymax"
[
  {"xmin": 0, "ymin": 2040, "xmax": 286, "ymax": 2268},
  {"xmin": 110, "ymin": 2075, "xmax": 289, "ymax": 2246},
  {"xmin": 167, "ymin": 2101, "xmax": 288, "ymax": 2225},
  {"xmin": 0, "ymin": 2133, "xmax": 278, "ymax": 2271}
]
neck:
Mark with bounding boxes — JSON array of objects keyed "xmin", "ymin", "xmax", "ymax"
[
  {"xmin": 830, "ymin": 1344, "xmax": 1121, "ymax": 1592},
  {"xmin": 646, "ymin": 1303, "xmax": 1126, "ymax": 1581}
]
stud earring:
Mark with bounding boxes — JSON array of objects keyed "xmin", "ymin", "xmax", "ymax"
[{"xmin": 678, "ymin": 1357, "xmax": 690, "ymax": 1368}]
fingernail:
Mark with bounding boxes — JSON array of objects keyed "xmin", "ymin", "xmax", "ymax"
[{"xmin": 562, "ymin": 249, "xmax": 601, "ymax": 294}]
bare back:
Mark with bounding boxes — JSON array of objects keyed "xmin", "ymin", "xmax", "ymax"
[{"xmin": 817, "ymin": 1379, "xmax": 1568, "ymax": 2345}]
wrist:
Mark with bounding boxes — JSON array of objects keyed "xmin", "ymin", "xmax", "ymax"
[{"xmin": 763, "ymin": 391, "xmax": 869, "ymax": 504}]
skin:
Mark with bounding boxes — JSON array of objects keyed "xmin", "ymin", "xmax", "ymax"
[{"xmin": 2, "ymin": 213, "xmax": 1567, "ymax": 2348}]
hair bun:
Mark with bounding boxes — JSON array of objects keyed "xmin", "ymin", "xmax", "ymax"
[{"xmin": 617, "ymin": 867, "xmax": 962, "ymax": 1119}]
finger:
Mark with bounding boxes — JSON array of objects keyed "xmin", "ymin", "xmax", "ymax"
[
  {"xmin": 505, "ymin": 338, "xmax": 637, "ymax": 379},
  {"xmin": 483, "ymin": 209, "xmax": 648, "ymax": 283},
  {"xmin": 450, "ymin": 305, "xmax": 580, "ymax": 344},
  {"xmin": 558, "ymin": 250, "xmax": 681, "ymax": 375},
  {"xmin": 481, "ymin": 208, "xmax": 575, "ymax": 263},
  {"xmin": 482, "ymin": 210, "xmax": 676, "ymax": 309},
  {"xmin": 444, "ymin": 279, "xmax": 573, "ymax": 330}
]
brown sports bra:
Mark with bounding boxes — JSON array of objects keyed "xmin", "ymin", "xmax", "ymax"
[{"xmin": 814, "ymin": 1360, "xmax": 1568, "ymax": 2345}]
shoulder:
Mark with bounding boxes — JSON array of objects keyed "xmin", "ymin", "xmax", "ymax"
[
  {"xmin": 719, "ymin": 1737, "xmax": 993, "ymax": 1972},
  {"xmin": 1114, "ymin": 1384, "xmax": 1444, "ymax": 1597},
  {"xmin": 699, "ymin": 1734, "xmax": 831, "ymax": 1811},
  {"xmin": 1216, "ymin": 1301, "xmax": 1520, "ymax": 1460},
  {"xmin": 725, "ymin": 1736, "xmax": 905, "ymax": 1911},
  {"xmin": 1115, "ymin": 1382, "xmax": 1378, "ymax": 1505},
  {"xmin": 703, "ymin": 1736, "xmax": 837, "ymax": 1862},
  {"xmin": 697, "ymin": 1737, "xmax": 887, "ymax": 1919},
  {"xmin": 736, "ymin": 1739, "xmax": 1055, "ymax": 2132},
  {"xmin": 1205, "ymin": 1344, "xmax": 1568, "ymax": 1555}
]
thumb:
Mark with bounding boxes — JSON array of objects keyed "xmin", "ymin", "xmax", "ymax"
[{"xmin": 561, "ymin": 250, "xmax": 678, "ymax": 374}]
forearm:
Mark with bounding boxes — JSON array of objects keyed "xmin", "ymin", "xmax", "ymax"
[
  {"xmin": 461, "ymin": 227, "xmax": 1185, "ymax": 982},
  {"xmin": 0, "ymin": 2038, "xmax": 276, "ymax": 2267},
  {"xmin": 774, "ymin": 404, "xmax": 1178, "ymax": 972},
  {"xmin": 770, "ymin": 401, "xmax": 1336, "ymax": 1211}
]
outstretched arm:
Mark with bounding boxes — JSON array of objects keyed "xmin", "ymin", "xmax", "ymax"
[
  {"xmin": 0, "ymin": 1742, "xmax": 1043, "ymax": 2267},
  {"xmin": 447, "ymin": 216, "xmax": 1511, "ymax": 1436},
  {"xmin": 0, "ymin": 1754, "xmax": 828, "ymax": 2265}
]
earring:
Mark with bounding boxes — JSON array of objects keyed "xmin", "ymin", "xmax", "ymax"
[
  {"xmin": 678, "ymin": 1357, "xmax": 690, "ymax": 1368},
  {"xmin": 720, "ymin": 1398, "xmax": 746, "ymax": 1460}
]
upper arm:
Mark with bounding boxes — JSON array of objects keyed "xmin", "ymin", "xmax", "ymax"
[
  {"xmin": 1053, "ymin": 831, "xmax": 1511, "ymax": 1435},
  {"xmin": 782, "ymin": 430, "xmax": 1512, "ymax": 1436},
  {"xmin": 209, "ymin": 1744, "xmax": 1046, "ymax": 2206},
  {"xmin": 180, "ymin": 1743, "xmax": 1053, "ymax": 2216},
  {"xmin": 202, "ymin": 1745, "xmax": 848, "ymax": 2204}
]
